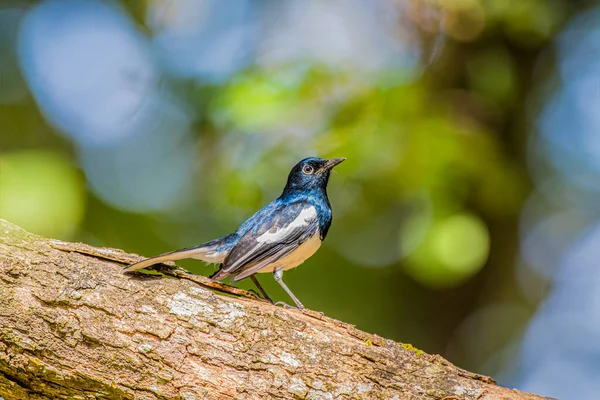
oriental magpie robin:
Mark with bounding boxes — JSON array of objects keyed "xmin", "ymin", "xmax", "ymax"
[{"xmin": 124, "ymin": 157, "xmax": 345, "ymax": 309}]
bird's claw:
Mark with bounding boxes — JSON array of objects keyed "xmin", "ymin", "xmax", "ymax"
[
  {"xmin": 274, "ymin": 301, "xmax": 304, "ymax": 310},
  {"xmin": 247, "ymin": 289, "xmax": 274, "ymax": 304}
]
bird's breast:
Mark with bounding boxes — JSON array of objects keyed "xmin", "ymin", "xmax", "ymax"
[{"xmin": 258, "ymin": 233, "xmax": 322, "ymax": 273}]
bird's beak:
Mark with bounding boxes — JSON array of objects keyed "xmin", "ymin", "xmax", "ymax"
[{"xmin": 318, "ymin": 157, "xmax": 346, "ymax": 173}]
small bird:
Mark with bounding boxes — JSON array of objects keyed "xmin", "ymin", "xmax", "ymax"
[{"xmin": 124, "ymin": 157, "xmax": 345, "ymax": 309}]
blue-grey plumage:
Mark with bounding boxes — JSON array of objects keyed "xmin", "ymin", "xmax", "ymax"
[{"xmin": 124, "ymin": 157, "xmax": 345, "ymax": 308}]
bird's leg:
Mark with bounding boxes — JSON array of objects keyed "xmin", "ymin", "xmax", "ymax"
[
  {"xmin": 273, "ymin": 267, "xmax": 304, "ymax": 309},
  {"xmin": 250, "ymin": 275, "xmax": 273, "ymax": 303}
]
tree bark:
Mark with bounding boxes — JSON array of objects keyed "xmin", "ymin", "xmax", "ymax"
[{"xmin": 0, "ymin": 219, "xmax": 549, "ymax": 400}]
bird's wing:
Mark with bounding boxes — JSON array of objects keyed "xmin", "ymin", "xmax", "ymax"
[{"xmin": 214, "ymin": 201, "xmax": 319, "ymax": 282}]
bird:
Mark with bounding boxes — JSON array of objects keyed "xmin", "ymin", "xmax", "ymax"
[{"xmin": 124, "ymin": 157, "xmax": 346, "ymax": 309}]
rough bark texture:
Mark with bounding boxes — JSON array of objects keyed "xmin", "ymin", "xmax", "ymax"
[{"xmin": 0, "ymin": 219, "xmax": 550, "ymax": 400}]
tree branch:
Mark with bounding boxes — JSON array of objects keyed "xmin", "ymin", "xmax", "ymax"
[{"xmin": 0, "ymin": 219, "xmax": 550, "ymax": 399}]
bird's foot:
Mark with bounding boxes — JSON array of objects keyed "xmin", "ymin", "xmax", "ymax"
[
  {"xmin": 247, "ymin": 289, "xmax": 274, "ymax": 304},
  {"xmin": 274, "ymin": 301, "xmax": 304, "ymax": 310}
]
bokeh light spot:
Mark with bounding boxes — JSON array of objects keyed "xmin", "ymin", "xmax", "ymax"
[
  {"xmin": 216, "ymin": 77, "xmax": 293, "ymax": 131},
  {"xmin": 0, "ymin": 150, "xmax": 84, "ymax": 239},
  {"xmin": 18, "ymin": 0, "xmax": 158, "ymax": 147},
  {"xmin": 405, "ymin": 212, "xmax": 490, "ymax": 288},
  {"xmin": 432, "ymin": 213, "xmax": 490, "ymax": 273},
  {"xmin": 441, "ymin": 1, "xmax": 486, "ymax": 42}
]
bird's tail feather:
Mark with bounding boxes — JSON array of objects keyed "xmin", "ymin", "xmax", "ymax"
[
  {"xmin": 124, "ymin": 246, "xmax": 208, "ymax": 272},
  {"xmin": 123, "ymin": 234, "xmax": 236, "ymax": 273}
]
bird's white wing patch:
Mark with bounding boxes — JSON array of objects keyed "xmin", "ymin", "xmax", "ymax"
[{"xmin": 256, "ymin": 206, "xmax": 317, "ymax": 244}]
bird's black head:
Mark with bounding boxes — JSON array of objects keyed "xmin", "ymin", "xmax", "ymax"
[{"xmin": 282, "ymin": 157, "xmax": 346, "ymax": 196}]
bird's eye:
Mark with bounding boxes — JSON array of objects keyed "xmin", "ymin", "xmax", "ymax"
[{"xmin": 302, "ymin": 165, "xmax": 314, "ymax": 175}]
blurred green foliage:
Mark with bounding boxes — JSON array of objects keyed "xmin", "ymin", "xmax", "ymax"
[{"xmin": 0, "ymin": 150, "xmax": 84, "ymax": 238}]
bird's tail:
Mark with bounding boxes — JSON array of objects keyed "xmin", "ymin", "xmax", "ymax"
[{"xmin": 123, "ymin": 234, "xmax": 236, "ymax": 273}]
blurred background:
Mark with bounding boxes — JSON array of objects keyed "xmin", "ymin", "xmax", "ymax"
[{"xmin": 0, "ymin": 0, "xmax": 598, "ymax": 398}]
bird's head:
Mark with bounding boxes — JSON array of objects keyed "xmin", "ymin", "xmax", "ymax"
[{"xmin": 282, "ymin": 157, "xmax": 346, "ymax": 195}]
